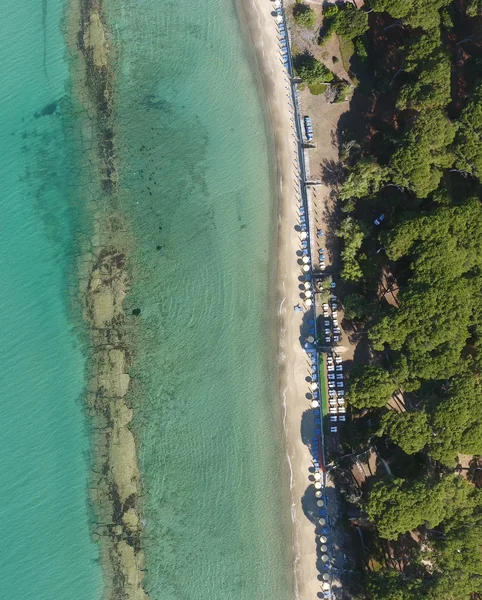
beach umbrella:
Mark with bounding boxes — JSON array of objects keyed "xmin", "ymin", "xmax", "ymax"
[
  {"xmin": 305, "ymin": 290, "xmax": 312, "ymax": 298},
  {"xmin": 322, "ymin": 574, "xmax": 330, "ymax": 582},
  {"xmin": 302, "ymin": 265, "xmax": 310, "ymax": 272},
  {"xmin": 301, "ymin": 231, "xmax": 308, "ymax": 240},
  {"xmin": 302, "ymin": 256, "xmax": 310, "ymax": 263},
  {"xmin": 314, "ymin": 481, "xmax": 322, "ymax": 489},
  {"xmin": 276, "ymin": 14, "xmax": 283, "ymax": 23},
  {"xmin": 323, "ymin": 582, "xmax": 330, "ymax": 590},
  {"xmin": 321, "ymin": 554, "xmax": 329, "ymax": 563},
  {"xmin": 317, "ymin": 500, "xmax": 324, "ymax": 507},
  {"xmin": 320, "ymin": 544, "xmax": 328, "ymax": 552},
  {"xmin": 318, "ymin": 518, "xmax": 326, "ymax": 526},
  {"xmin": 311, "ymin": 400, "xmax": 320, "ymax": 408},
  {"xmin": 307, "ymin": 335, "xmax": 315, "ymax": 343},
  {"xmin": 310, "ymin": 382, "xmax": 318, "ymax": 391},
  {"xmin": 314, "ymin": 472, "xmax": 321, "ymax": 481},
  {"xmin": 315, "ymin": 490, "xmax": 322, "ymax": 498},
  {"xmin": 304, "ymin": 281, "xmax": 311, "ymax": 289},
  {"xmin": 306, "ymin": 299, "xmax": 313, "ymax": 307},
  {"xmin": 319, "ymin": 535, "xmax": 327, "ymax": 543}
]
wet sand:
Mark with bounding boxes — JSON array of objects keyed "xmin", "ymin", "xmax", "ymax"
[{"xmin": 239, "ymin": 0, "xmax": 321, "ymax": 598}]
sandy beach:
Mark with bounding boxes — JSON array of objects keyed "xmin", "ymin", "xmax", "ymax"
[{"xmin": 239, "ymin": 0, "xmax": 322, "ymax": 597}]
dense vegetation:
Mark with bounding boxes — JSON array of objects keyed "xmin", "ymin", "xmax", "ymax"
[
  {"xmin": 319, "ymin": 3, "xmax": 369, "ymax": 44},
  {"xmin": 320, "ymin": 1, "xmax": 482, "ymax": 598},
  {"xmin": 293, "ymin": 52, "xmax": 334, "ymax": 84},
  {"xmin": 292, "ymin": 2, "xmax": 316, "ymax": 28}
]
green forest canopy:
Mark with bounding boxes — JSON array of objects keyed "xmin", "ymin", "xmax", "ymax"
[{"xmin": 329, "ymin": 2, "xmax": 482, "ymax": 597}]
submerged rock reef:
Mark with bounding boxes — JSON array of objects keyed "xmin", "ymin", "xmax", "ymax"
[{"xmin": 68, "ymin": 0, "xmax": 148, "ymax": 597}]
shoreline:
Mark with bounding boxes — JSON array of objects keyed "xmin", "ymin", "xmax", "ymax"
[
  {"xmin": 66, "ymin": 1, "xmax": 148, "ymax": 598},
  {"xmin": 238, "ymin": 0, "xmax": 321, "ymax": 598}
]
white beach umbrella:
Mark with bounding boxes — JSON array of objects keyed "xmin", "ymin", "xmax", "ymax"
[
  {"xmin": 323, "ymin": 582, "xmax": 330, "ymax": 590},
  {"xmin": 315, "ymin": 490, "xmax": 322, "ymax": 498},
  {"xmin": 318, "ymin": 518, "xmax": 326, "ymax": 526},
  {"xmin": 301, "ymin": 231, "xmax": 308, "ymax": 240},
  {"xmin": 316, "ymin": 500, "xmax": 324, "ymax": 507},
  {"xmin": 319, "ymin": 535, "xmax": 327, "ymax": 543},
  {"xmin": 276, "ymin": 14, "xmax": 283, "ymax": 23},
  {"xmin": 314, "ymin": 472, "xmax": 321, "ymax": 481},
  {"xmin": 302, "ymin": 265, "xmax": 310, "ymax": 272},
  {"xmin": 302, "ymin": 256, "xmax": 310, "ymax": 264},
  {"xmin": 321, "ymin": 554, "xmax": 329, "ymax": 563},
  {"xmin": 306, "ymin": 299, "xmax": 313, "ymax": 307},
  {"xmin": 311, "ymin": 400, "xmax": 320, "ymax": 408},
  {"xmin": 307, "ymin": 335, "xmax": 315, "ymax": 343},
  {"xmin": 304, "ymin": 280, "xmax": 311, "ymax": 289},
  {"xmin": 310, "ymin": 382, "xmax": 318, "ymax": 391},
  {"xmin": 320, "ymin": 544, "xmax": 328, "ymax": 552},
  {"xmin": 305, "ymin": 290, "xmax": 313, "ymax": 298},
  {"xmin": 314, "ymin": 481, "xmax": 322, "ymax": 489},
  {"xmin": 322, "ymin": 574, "xmax": 330, "ymax": 582}
]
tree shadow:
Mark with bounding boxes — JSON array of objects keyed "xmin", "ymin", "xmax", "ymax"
[
  {"xmin": 351, "ymin": 334, "xmax": 372, "ymax": 369},
  {"xmin": 301, "ymin": 407, "xmax": 317, "ymax": 448},
  {"xmin": 298, "ymin": 299, "xmax": 318, "ymax": 350},
  {"xmin": 320, "ymin": 158, "xmax": 346, "ymax": 187},
  {"xmin": 301, "ymin": 481, "xmax": 322, "ymax": 526},
  {"xmin": 292, "ymin": 51, "xmax": 317, "ymax": 74},
  {"xmin": 317, "ymin": 180, "xmax": 341, "ymax": 274}
]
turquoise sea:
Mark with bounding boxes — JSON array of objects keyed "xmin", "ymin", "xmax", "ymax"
[
  {"xmin": 0, "ymin": 1, "xmax": 101, "ymax": 599},
  {"xmin": 0, "ymin": 0, "xmax": 293, "ymax": 597}
]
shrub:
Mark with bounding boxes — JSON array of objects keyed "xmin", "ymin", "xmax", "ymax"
[
  {"xmin": 308, "ymin": 83, "xmax": 329, "ymax": 95},
  {"xmin": 294, "ymin": 53, "xmax": 333, "ymax": 84},
  {"xmin": 338, "ymin": 37, "xmax": 355, "ymax": 72},
  {"xmin": 320, "ymin": 3, "xmax": 369, "ymax": 45},
  {"xmin": 354, "ymin": 37, "xmax": 368, "ymax": 61},
  {"xmin": 293, "ymin": 3, "xmax": 316, "ymax": 28},
  {"xmin": 322, "ymin": 3, "xmax": 339, "ymax": 19}
]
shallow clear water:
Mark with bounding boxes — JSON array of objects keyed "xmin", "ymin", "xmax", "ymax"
[
  {"xmin": 105, "ymin": 0, "xmax": 294, "ymax": 597},
  {"xmin": 0, "ymin": 2, "xmax": 102, "ymax": 598},
  {"xmin": 0, "ymin": 0, "xmax": 293, "ymax": 596}
]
